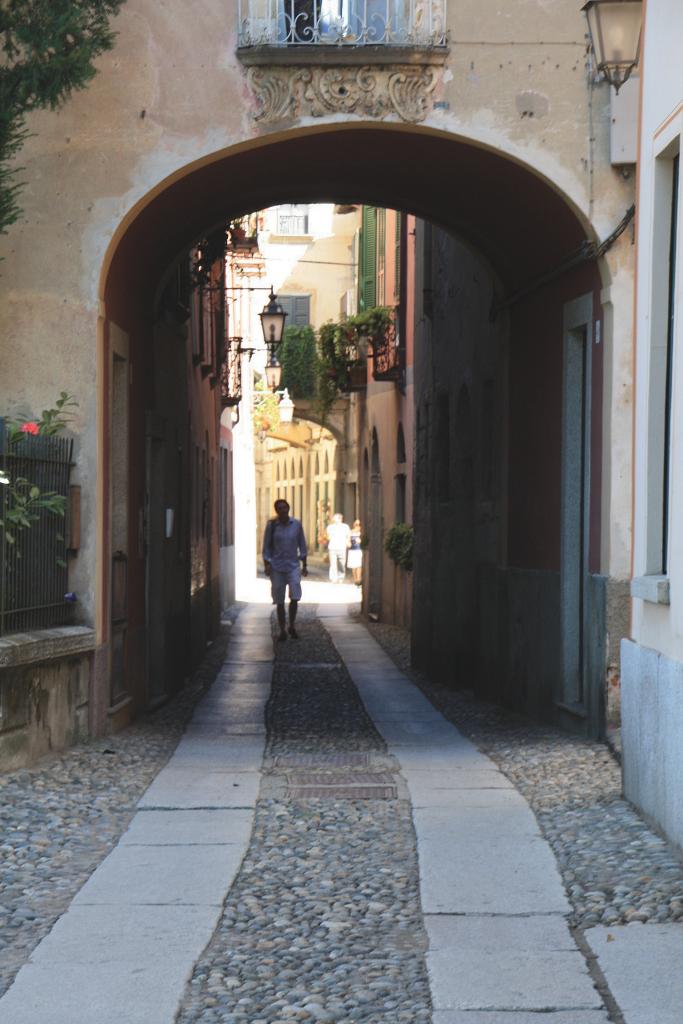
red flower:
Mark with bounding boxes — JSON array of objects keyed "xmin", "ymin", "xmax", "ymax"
[{"xmin": 20, "ymin": 422, "xmax": 39, "ymax": 435}]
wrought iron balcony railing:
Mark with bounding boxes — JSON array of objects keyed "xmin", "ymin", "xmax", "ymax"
[
  {"xmin": 220, "ymin": 339, "xmax": 244, "ymax": 408},
  {"xmin": 371, "ymin": 306, "xmax": 404, "ymax": 383},
  {"xmin": 237, "ymin": 0, "xmax": 448, "ymax": 50}
]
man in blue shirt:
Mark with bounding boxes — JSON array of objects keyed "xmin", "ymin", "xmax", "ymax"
[{"xmin": 262, "ymin": 498, "xmax": 308, "ymax": 641}]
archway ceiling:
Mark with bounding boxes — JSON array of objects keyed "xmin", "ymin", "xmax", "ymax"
[{"xmin": 106, "ymin": 127, "xmax": 588, "ymax": 314}]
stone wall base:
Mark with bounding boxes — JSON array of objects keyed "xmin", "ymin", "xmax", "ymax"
[
  {"xmin": 0, "ymin": 654, "xmax": 91, "ymax": 770},
  {"xmin": 0, "ymin": 627, "xmax": 96, "ymax": 770},
  {"xmin": 621, "ymin": 638, "xmax": 683, "ymax": 854}
]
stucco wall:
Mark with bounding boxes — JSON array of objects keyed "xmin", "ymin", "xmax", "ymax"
[
  {"xmin": 621, "ymin": 0, "xmax": 683, "ymax": 849},
  {"xmin": 622, "ymin": 638, "xmax": 683, "ymax": 853},
  {"xmin": 631, "ymin": 0, "xmax": 683, "ymax": 663}
]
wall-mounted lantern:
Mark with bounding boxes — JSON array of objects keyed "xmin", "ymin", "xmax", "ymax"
[
  {"xmin": 259, "ymin": 287, "xmax": 287, "ymax": 348},
  {"xmin": 265, "ymin": 350, "xmax": 282, "ymax": 391},
  {"xmin": 582, "ymin": 0, "xmax": 643, "ymax": 92},
  {"xmin": 278, "ymin": 388, "xmax": 294, "ymax": 424}
]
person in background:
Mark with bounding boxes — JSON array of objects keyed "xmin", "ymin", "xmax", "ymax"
[
  {"xmin": 262, "ymin": 498, "xmax": 308, "ymax": 641},
  {"xmin": 347, "ymin": 518, "xmax": 363, "ymax": 587},
  {"xmin": 326, "ymin": 512, "xmax": 351, "ymax": 583}
]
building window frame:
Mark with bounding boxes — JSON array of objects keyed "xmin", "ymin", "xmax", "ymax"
[{"xmin": 638, "ymin": 133, "xmax": 681, "ymax": 601}]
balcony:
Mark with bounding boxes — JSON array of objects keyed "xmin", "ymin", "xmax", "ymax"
[{"xmin": 237, "ymin": 1, "xmax": 448, "ymax": 64}]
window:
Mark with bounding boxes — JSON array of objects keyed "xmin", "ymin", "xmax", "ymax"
[
  {"xmin": 646, "ymin": 146, "xmax": 680, "ymax": 575},
  {"xmin": 220, "ymin": 447, "xmax": 234, "ymax": 548},
  {"xmin": 662, "ymin": 153, "xmax": 679, "ymax": 573},
  {"xmin": 276, "ymin": 204, "xmax": 310, "ymax": 235},
  {"xmin": 278, "ymin": 294, "xmax": 311, "ymax": 327},
  {"xmin": 359, "ymin": 206, "xmax": 377, "ymax": 311},
  {"xmin": 394, "ymin": 212, "xmax": 402, "ymax": 301},
  {"xmin": 395, "ymin": 473, "xmax": 406, "ymax": 523},
  {"xmin": 481, "ymin": 379, "xmax": 495, "ymax": 501},
  {"xmin": 422, "ymin": 220, "xmax": 433, "ymax": 320},
  {"xmin": 377, "ymin": 208, "xmax": 386, "ymax": 306},
  {"xmin": 396, "ymin": 422, "xmax": 406, "ymax": 464}
]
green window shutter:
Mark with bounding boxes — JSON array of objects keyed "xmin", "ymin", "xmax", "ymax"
[
  {"xmin": 293, "ymin": 295, "xmax": 310, "ymax": 326},
  {"xmin": 359, "ymin": 206, "xmax": 377, "ymax": 311},
  {"xmin": 279, "ymin": 295, "xmax": 310, "ymax": 327}
]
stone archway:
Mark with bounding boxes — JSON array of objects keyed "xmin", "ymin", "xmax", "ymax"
[{"xmin": 92, "ymin": 120, "xmax": 625, "ymax": 732}]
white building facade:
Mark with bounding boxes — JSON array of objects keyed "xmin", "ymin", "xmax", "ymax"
[{"xmin": 623, "ymin": 0, "xmax": 683, "ymax": 850}]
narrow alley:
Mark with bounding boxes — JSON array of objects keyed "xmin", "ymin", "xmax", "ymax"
[
  {"xmin": 4, "ymin": 5, "xmax": 683, "ymax": 1024},
  {"xmin": 1, "ymin": 579, "xmax": 682, "ymax": 1024}
]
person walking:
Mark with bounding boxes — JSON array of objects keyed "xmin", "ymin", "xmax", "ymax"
[
  {"xmin": 347, "ymin": 518, "xmax": 363, "ymax": 586},
  {"xmin": 326, "ymin": 512, "xmax": 351, "ymax": 583},
  {"xmin": 262, "ymin": 498, "xmax": 308, "ymax": 641}
]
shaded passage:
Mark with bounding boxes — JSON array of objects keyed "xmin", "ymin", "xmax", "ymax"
[{"xmin": 177, "ymin": 610, "xmax": 431, "ymax": 1024}]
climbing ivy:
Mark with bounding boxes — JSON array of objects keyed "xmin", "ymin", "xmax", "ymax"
[{"xmin": 278, "ymin": 325, "xmax": 319, "ymax": 399}]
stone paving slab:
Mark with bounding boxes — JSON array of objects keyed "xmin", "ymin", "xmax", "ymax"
[
  {"xmin": 388, "ymin": 740, "xmax": 495, "ymax": 771},
  {"xmin": 170, "ymin": 735, "xmax": 265, "ymax": 769},
  {"xmin": 214, "ymin": 663, "xmax": 273, "ymax": 684},
  {"xmin": 190, "ymin": 704, "xmax": 265, "ymax": 723},
  {"xmin": 433, "ymin": 1013, "xmax": 610, "ymax": 1023},
  {"xmin": 404, "ymin": 768, "xmax": 514, "ymax": 800},
  {"xmin": 586, "ymin": 924, "xmax": 683, "ymax": 1024},
  {"xmin": 0, "ymin": 959, "xmax": 203, "ymax": 1024},
  {"xmin": 408, "ymin": 782, "xmax": 529, "ymax": 810},
  {"xmin": 379, "ymin": 720, "xmax": 473, "ymax": 744},
  {"xmin": 202, "ymin": 684, "xmax": 272, "ymax": 700},
  {"xmin": 120, "ymin": 808, "xmax": 253, "ymax": 846},
  {"xmin": 418, "ymin": 829, "xmax": 571, "ymax": 915},
  {"xmin": 138, "ymin": 767, "xmax": 260, "ymax": 808},
  {"xmin": 223, "ymin": 646, "xmax": 273, "ymax": 663},
  {"xmin": 426, "ymin": 915, "xmax": 601, "ymax": 1012},
  {"xmin": 72, "ymin": 843, "xmax": 245, "ymax": 906},
  {"xmin": 28, "ymin": 904, "xmax": 219, "ymax": 964},
  {"xmin": 183, "ymin": 721, "xmax": 267, "ymax": 736},
  {"xmin": 415, "ymin": 797, "xmax": 540, "ymax": 836}
]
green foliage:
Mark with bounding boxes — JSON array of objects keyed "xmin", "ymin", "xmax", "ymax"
[
  {"xmin": 0, "ymin": 0, "xmax": 125, "ymax": 236},
  {"xmin": 252, "ymin": 378, "xmax": 280, "ymax": 435},
  {"xmin": 313, "ymin": 307, "xmax": 393, "ymax": 420},
  {"xmin": 0, "ymin": 476, "xmax": 66, "ymax": 546},
  {"xmin": 0, "ymin": 392, "xmax": 77, "ymax": 544},
  {"xmin": 384, "ymin": 522, "xmax": 414, "ymax": 572},
  {"xmin": 279, "ymin": 325, "xmax": 318, "ymax": 399},
  {"xmin": 6, "ymin": 391, "xmax": 78, "ymax": 442},
  {"xmin": 348, "ymin": 305, "xmax": 394, "ymax": 343}
]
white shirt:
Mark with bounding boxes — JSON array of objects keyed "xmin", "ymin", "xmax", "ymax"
[{"xmin": 326, "ymin": 521, "xmax": 351, "ymax": 552}]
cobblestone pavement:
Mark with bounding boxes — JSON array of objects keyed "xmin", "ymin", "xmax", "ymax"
[
  {"xmin": 365, "ymin": 620, "xmax": 683, "ymax": 931},
  {"xmin": 177, "ymin": 609, "xmax": 432, "ymax": 1024},
  {"xmin": 0, "ymin": 623, "xmax": 234, "ymax": 997}
]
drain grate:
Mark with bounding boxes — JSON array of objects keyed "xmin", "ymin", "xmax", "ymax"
[
  {"xmin": 275, "ymin": 752, "xmax": 370, "ymax": 768},
  {"xmin": 288, "ymin": 772, "xmax": 396, "ymax": 786},
  {"xmin": 287, "ymin": 784, "xmax": 398, "ymax": 800},
  {"xmin": 284, "ymin": 662, "xmax": 342, "ymax": 669}
]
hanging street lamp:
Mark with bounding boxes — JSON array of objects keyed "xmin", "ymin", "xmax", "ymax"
[
  {"xmin": 582, "ymin": 0, "xmax": 643, "ymax": 92},
  {"xmin": 265, "ymin": 350, "xmax": 282, "ymax": 391},
  {"xmin": 259, "ymin": 287, "xmax": 288, "ymax": 348},
  {"xmin": 278, "ymin": 388, "xmax": 294, "ymax": 424}
]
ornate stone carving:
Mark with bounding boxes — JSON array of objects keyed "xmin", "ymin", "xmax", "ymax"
[{"xmin": 247, "ymin": 65, "xmax": 437, "ymax": 124}]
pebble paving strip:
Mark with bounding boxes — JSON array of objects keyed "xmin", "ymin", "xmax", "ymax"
[
  {"xmin": 176, "ymin": 611, "xmax": 432, "ymax": 1024},
  {"xmin": 0, "ymin": 627, "xmax": 233, "ymax": 997},
  {"xmin": 367, "ymin": 620, "xmax": 683, "ymax": 930}
]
